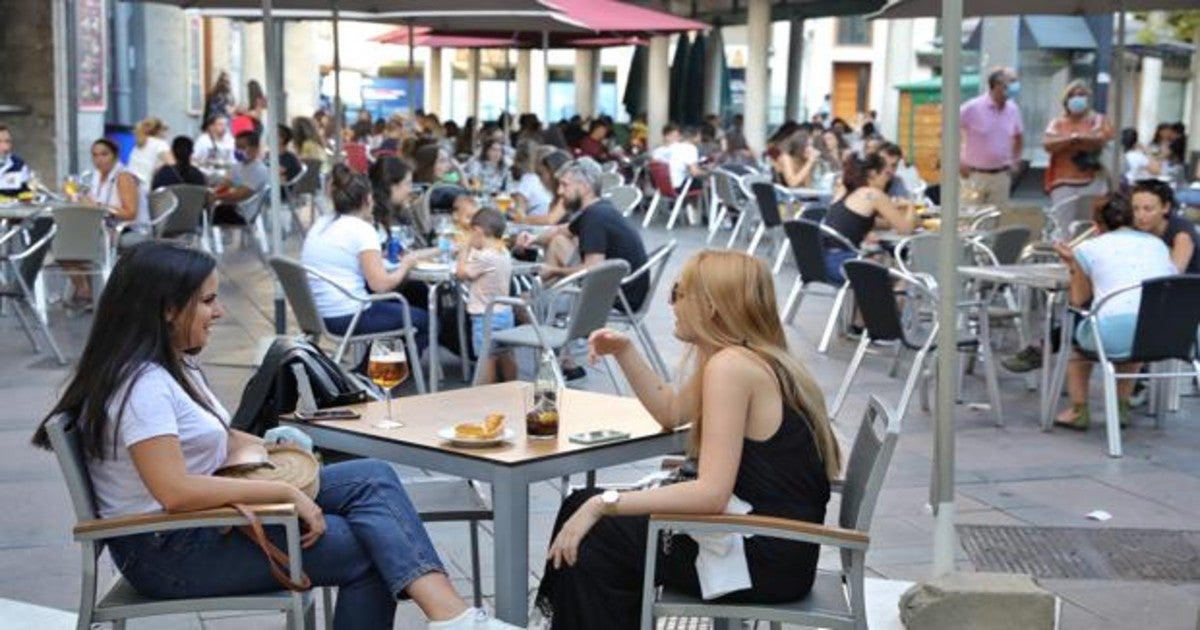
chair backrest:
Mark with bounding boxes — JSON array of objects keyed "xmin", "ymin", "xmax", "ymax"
[
  {"xmin": 564, "ymin": 259, "xmax": 632, "ymax": 340},
  {"xmin": 1129, "ymin": 275, "xmax": 1200, "ymax": 362},
  {"xmin": 783, "ymin": 219, "xmax": 836, "ymax": 286},
  {"xmin": 161, "ymin": 184, "xmax": 209, "ymax": 239},
  {"xmin": 647, "ymin": 161, "xmax": 677, "ymax": 197},
  {"xmin": 750, "ymin": 181, "xmax": 783, "ymax": 227},
  {"xmin": 895, "ymin": 232, "xmax": 948, "ymax": 277},
  {"xmin": 294, "ymin": 158, "xmax": 324, "ymax": 196},
  {"xmin": 712, "ymin": 168, "xmax": 743, "ymax": 208},
  {"xmin": 843, "ymin": 259, "xmax": 905, "ymax": 342},
  {"xmin": 13, "ymin": 216, "xmax": 56, "ymax": 291},
  {"xmin": 50, "ymin": 205, "xmax": 108, "ymax": 264},
  {"xmin": 604, "ymin": 185, "xmax": 642, "ymax": 216},
  {"xmin": 343, "ymin": 142, "xmax": 370, "ymax": 174},
  {"xmin": 597, "ymin": 171, "xmax": 623, "ymax": 194},
  {"xmin": 269, "ymin": 256, "xmax": 327, "ymax": 339},
  {"xmin": 997, "ymin": 204, "xmax": 1047, "ymax": 239},
  {"xmin": 798, "ymin": 205, "xmax": 827, "ymax": 223},
  {"xmin": 982, "ymin": 225, "xmax": 1032, "ymax": 266},
  {"xmin": 148, "ymin": 187, "xmax": 179, "ymax": 228},
  {"xmin": 237, "ymin": 188, "xmax": 268, "ymax": 223},
  {"xmin": 621, "ymin": 240, "xmax": 676, "ymax": 317},
  {"xmin": 283, "ymin": 161, "xmax": 309, "ymax": 191},
  {"xmin": 838, "ymin": 395, "xmax": 901, "ymax": 535},
  {"xmin": 1050, "ymin": 194, "xmax": 1099, "ymax": 240},
  {"xmin": 43, "ymin": 414, "xmax": 100, "ymax": 523}
]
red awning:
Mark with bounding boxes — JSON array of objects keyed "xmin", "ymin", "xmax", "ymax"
[
  {"xmin": 372, "ymin": 27, "xmax": 516, "ymax": 48},
  {"xmin": 551, "ymin": 0, "xmax": 707, "ymax": 33}
]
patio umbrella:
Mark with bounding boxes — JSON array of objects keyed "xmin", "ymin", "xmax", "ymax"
[
  {"xmin": 623, "ymin": 44, "xmax": 648, "ymax": 119},
  {"xmin": 870, "ymin": 0, "xmax": 1198, "ymax": 576},
  {"xmin": 684, "ymin": 31, "xmax": 708, "ymax": 125},
  {"xmin": 669, "ymin": 33, "xmax": 692, "ymax": 125}
]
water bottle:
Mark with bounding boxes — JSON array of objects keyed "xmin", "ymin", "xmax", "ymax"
[
  {"xmin": 437, "ymin": 232, "xmax": 453, "ymax": 265},
  {"xmin": 386, "ymin": 226, "xmax": 402, "ymax": 264}
]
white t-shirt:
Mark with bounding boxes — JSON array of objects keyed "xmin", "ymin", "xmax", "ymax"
[
  {"xmin": 1123, "ymin": 150, "xmax": 1154, "ymax": 183},
  {"xmin": 652, "ymin": 141, "xmax": 699, "ymax": 189},
  {"xmin": 194, "ymin": 130, "xmax": 235, "ymax": 164},
  {"xmin": 301, "ymin": 213, "xmax": 381, "ymax": 318},
  {"xmin": 515, "ymin": 172, "xmax": 551, "ymax": 217},
  {"xmin": 1074, "ymin": 228, "xmax": 1175, "ymax": 318},
  {"xmin": 88, "ymin": 362, "xmax": 230, "ymax": 518},
  {"xmin": 127, "ymin": 136, "xmax": 170, "ymax": 185}
]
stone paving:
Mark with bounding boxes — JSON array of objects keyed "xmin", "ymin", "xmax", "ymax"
[{"xmin": 1, "ymin": 216, "xmax": 1199, "ymax": 629}]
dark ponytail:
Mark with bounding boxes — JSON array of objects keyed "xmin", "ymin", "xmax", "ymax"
[
  {"xmin": 329, "ymin": 163, "xmax": 371, "ymax": 215},
  {"xmin": 841, "ymin": 153, "xmax": 887, "ymax": 194}
]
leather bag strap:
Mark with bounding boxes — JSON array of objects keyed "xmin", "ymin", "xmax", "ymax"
[{"xmin": 230, "ymin": 503, "xmax": 313, "ymax": 592}]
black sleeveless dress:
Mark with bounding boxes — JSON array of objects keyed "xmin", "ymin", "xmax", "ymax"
[{"xmin": 535, "ymin": 398, "xmax": 831, "ymax": 630}]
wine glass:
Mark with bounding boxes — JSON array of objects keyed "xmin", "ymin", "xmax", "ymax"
[{"xmin": 367, "ymin": 341, "xmax": 410, "ymax": 429}]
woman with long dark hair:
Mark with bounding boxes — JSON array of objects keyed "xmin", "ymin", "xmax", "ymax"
[
  {"xmin": 535, "ymin": 250, "xmax": 841, "ymax": 629},
  {"xmin": 821, "ymin": 153, "xmax": 916, "ymax": 282},
  {"xmin": 151, "ymin": 136, "xmax": 208, "ymax": 189},
  {"xmin": 369, "ymin": 155, "xmax": 428, "ymax": 245},
  {"xmin": 31, "ymin": 242, "xmax": 516, "ymax": 629}
]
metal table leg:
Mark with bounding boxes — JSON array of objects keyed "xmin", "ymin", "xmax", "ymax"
[
  {"xmin": 426, "ymin": 281, "xmax": 441, "ymax": 392},
  {"xmin": 491, "ymin": 468, "xmax": 531, "ymax": 625}
]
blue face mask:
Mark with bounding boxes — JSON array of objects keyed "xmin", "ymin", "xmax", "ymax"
[
  {"xmin": 234, "ymin": 149, "xmax": 247, "ymax": 163},
  {"xmin": 1066, "ymin": 95, "xmax": 1089, "ymax": 114},
  {"xmin": 1005, "ymin": 81, "xmax": 1020, "ymax": 100}
]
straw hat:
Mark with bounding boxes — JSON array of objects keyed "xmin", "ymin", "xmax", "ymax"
[{"xmin": 215, "ymin": 444, "xmax": 320, "ymax": 499}]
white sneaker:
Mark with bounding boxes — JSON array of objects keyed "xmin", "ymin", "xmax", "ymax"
[{"xmin": 427, "ymin": 607, "xmax": 522, "ymax": 630}]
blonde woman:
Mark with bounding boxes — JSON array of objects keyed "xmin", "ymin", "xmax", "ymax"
[
  {"xmin": 535, "ymin": 250, "xmax": 841, "ymax": 629},
  {"xmin": 127, "ymin": 117, "xmax": 174, "ymax": 185},
  {"xmin": 1043, "ymin": 79, "xmax": 1114, "ymax": 206}
]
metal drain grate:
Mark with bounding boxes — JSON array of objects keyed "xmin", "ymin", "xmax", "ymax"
[{"xmin": 957, "ymin": 525, "xmax": 1200, "ymax": 582}]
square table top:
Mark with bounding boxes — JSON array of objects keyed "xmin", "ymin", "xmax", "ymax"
[
  {"xmin": 958, "ymin": 263, "xmax": 1069, "ymax": 290},
  {"xmin": 290, "ymin": 381, "xmax": 684, "ymax": 467}
]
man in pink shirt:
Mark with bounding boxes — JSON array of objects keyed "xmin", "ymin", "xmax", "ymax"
[{"xmin": 959, "ymin": 67, "xmax": 1024, "ymax": 206}]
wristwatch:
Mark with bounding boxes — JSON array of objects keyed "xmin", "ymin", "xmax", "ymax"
[{"xmin": 600, "ymin": 489, "xmax": 621, "ymax": 516}]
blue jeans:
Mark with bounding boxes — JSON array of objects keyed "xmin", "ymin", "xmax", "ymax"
[
  {"xmin": 106, "ymin": 460, "xmax": 445, "ymax": 629},
  {"xmin": 823, "ymin": 248, "xmax": 857, "ymax": 284},
  {"xmin": 471, "ymin": 309, "xmax": 515, "ymax": 356},
  {"xmin": 324, "ymin": 301, "xmax": 430, "ymax": 352}
]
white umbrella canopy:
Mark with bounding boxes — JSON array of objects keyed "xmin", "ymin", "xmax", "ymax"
[{"xmin": 873, "ymin": 0, "xmax": 1200, "ymax": 17}]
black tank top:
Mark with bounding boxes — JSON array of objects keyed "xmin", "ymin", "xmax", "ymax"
[
  {"xmin": 733, "ymin": 396, "xmax": 831, "ymax": 526},
  {"xmin": 824, "ymin": 197, "xmax": 874, "ymax": 249}
]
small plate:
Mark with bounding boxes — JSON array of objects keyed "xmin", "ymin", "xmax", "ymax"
[
  {"xmin": 437, "ymin": 426, "xmax": 515, "ymax": 447},
  {"xmin": 416, "ymin": 262, "xmax": 452, "ymax": 272}
]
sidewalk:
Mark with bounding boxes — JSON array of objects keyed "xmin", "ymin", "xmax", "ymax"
[{"xmin": 0, "ymin": 222, "xmax": 1197, "ymax": 628}]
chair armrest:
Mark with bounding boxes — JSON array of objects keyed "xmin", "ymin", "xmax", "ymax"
[
  {"xmin": 73, "ymin": 503, "xmax": 298, "ymax": 541},
  {"xmin": 647, "ymin": 513, "xmax": 869, "ymax": 550}
]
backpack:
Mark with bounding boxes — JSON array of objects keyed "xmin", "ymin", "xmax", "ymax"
[{"xmin": 231, "ymin": 336, "xmax": 370, "ymax": 436}]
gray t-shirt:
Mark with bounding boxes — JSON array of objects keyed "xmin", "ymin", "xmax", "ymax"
[{"xmin": 231, "ymin": 158, "xmax": 270, "ymax": 194}]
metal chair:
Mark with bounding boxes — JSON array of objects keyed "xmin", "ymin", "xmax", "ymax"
[
  {"xmin": 643, "ymin": 161, "xmax": 701, "ymax": 230},
  {"xmin": 282, "ymin": 162, "xmax": 312, "ymax": 237},
  {"xmin": 473, "ymin": 259, "xmax": 630, "ymax": 389},
  {"xmin": 748, "ymin": 181, "xmax": 792, "ymax": 273},
  {"xmin": 211, "ymin": 189, "xmax": 269, "ymax": 257},
  {"xmin": 605, "ymin": 184, "xmax": 644, "ymax": 217},
  {"xmin": 779, "ymin": 219, "xmax": 860, "ymax": 355},
  {"xmin": 146, "ymin": 188, "xmax": 179, "ymax": 237},
  {"xmin": 597, "ymin": 171, "xmax": 623, "ymax": 194},
  {"xmin": 269, "ymin": 256, "xmax": 428, "ymax": 394},
  {"xmin": 1048, "ymin": 194, "xmax": 1100, "ymax": 241},
  {"xmin": 707, "ymin": 168, "xmax": 742, "ymax": 245},
  {"xmin": 159, "ymin": 184, "xmax": 211, "ymax": 249},
  {"xmin": 47, "ymin": 204, "xmax": 112, "ymax": 310},
  {"xmin": 611, "ymin": 241, "xmax": 676, "ymax": 380},
  {"xmin": 0, "ymin": 216, "xmax": 65, "ymax": 364},
  {"xmin": 829, "ymin": 260, "xmax": 1004, "ymax": 426},
  {"xmin": 640, "ymin": 395, "xmax": 901, "ymax": 630},
  {"xmin": 43, "ymin": 414, "xmax": 318, "ymax": 630},
  {"xmin": 1074, "ymin": 275, "xmax": 1200, "ymax": 457}
]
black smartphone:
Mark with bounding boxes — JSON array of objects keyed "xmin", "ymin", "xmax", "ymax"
[{"xmin": 295, "ymin": 408, "xmax": 361, "ymax": 421}]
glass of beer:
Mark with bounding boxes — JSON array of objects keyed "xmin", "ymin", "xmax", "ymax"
[
  {"xmin": 367, "ymin": 341, "xmax": 410, "ymax": 429},
  {"xmin": 495, "ymin": 193, "xmax": 514, "ymax": 215}
]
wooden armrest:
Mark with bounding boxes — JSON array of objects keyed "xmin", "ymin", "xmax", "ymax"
[
  {"xmin": 74, "ymin": 503, "xmax": 297, "ymax": 540},
  {"xmin": 648, "ymin": 512, "xmax": 869, "ymax": 546}
]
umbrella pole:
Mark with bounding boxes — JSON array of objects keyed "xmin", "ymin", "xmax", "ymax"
[
  {"xmin": 932, "ymin": 0, "xmax": 963, "ymax": 578},
  {"xmin": 504, "ymin": 47, "xmax": 512, "ymax": 133},
  {"xmin": 332, "ymin": 2, "xmax": 343, "ymax": 159},
  {"xmin": 263, "ymin": 0, "xmax": 286, "ymax": 334},
  {"xmin": 408, "ymin": 22, "xmax": 416, "ymax": 116},
  {"xmin": 543, "ymin": 30, "xmax": 550, "ymax": 120},
  {"xmin": 1111, "ymin": 9, "xmax": 1126, "ymax": 175}
]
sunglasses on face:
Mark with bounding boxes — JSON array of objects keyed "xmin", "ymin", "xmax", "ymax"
[{"xmin": 669, "ymin": 281, "xmax": 682, "ymax": 305}]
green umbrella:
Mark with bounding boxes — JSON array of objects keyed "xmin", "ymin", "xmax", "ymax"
[
  {"xmin": 623, "ymin": 44, "xmax": 647, "ymax": 120},
  {"xmin": 669, "ymin": 33, "xmax": 691, "ymax": 125}
]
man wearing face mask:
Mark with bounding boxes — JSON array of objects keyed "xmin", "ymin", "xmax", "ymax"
[
  {"xmin": 0, "ymin": 124, "xmax": 31, "ymax": 197},
  {"xmin": 1043, "ymin": 79, "xmax": 1114, "ymax": 206},
  {"xmin": 959, "ymin": 67, "xmax": 1024, "ymax": 206},
  {"xmin": 211, "ymin": 130, "xmax": 270, "ymax": 227}
]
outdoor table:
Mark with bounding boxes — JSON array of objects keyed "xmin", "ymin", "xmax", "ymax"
[
  {"xmin": 0, "ymin": 203, "xmax": 46, "ymax": 222},
  {"xmin": 281, "ymin": 381, "xmax": 689, "ymax": 625},
  {"xmin": 958, "ymin": 263, "xmax": 1070, "ymax": 429}
]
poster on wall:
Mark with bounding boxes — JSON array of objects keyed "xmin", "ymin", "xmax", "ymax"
[
  {"xmin": 76, "ymin": 0, "xmax": 107, "ymax": 112},
  {"xmin": 186, "ymin": 15, "xmax": 204, "ymax": 115}
]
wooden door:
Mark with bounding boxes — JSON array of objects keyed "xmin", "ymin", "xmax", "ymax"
[{"xmin": 832, "ymin": 63, "xmax": 870, "ymax": 122}]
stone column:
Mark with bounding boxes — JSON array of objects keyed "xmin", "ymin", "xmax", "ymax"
[
  {"xmin": 1137, "ymin": 55, "xmax": 1163, "ymax": 148},
  {"xmin": 880, "ymin": 18, "xmax": 915, "ymax": 141},
  {"xmin": 427, "ymin": 47, "xmax": 443, "ymax": 118},
  {"xmin": 647, "ymin": 36, "xmax": 670, "ymax": 148},
  {"xmin": 467, "ymin": 48, "xmax": 481, "ymax": 120},
  {"xmin": 517, "ymin": 49, "xmax": 532, "ymax": 114},
  {"xmin": 574, "ymin": 49, "xmax": 599, "ymax": 118},
  {"xmin": 744, "ymin": 0, "xmax": 771, "ymax": 151},
  {"xmin": 784, "ymin": 19, "xmax": 804, "ymax": 122}
]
